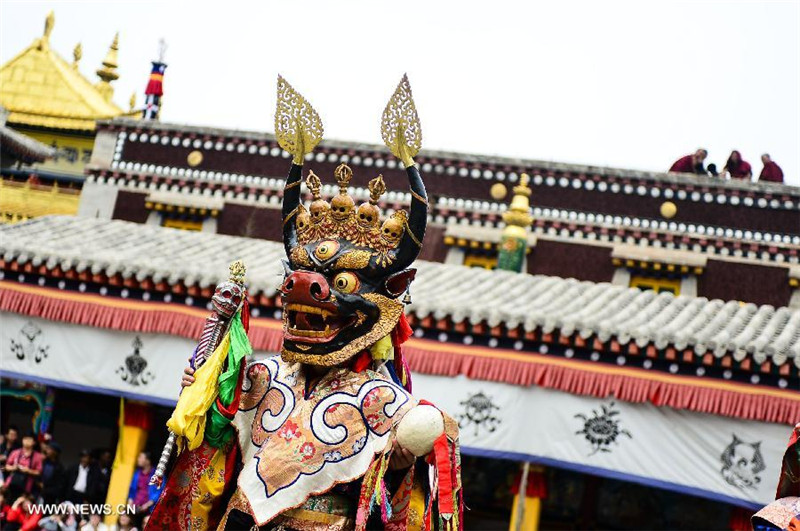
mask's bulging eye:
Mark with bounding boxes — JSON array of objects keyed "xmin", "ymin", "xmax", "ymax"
[
  {"xmin": 332, "ymin": 272, "xmax": 359, "ymax": 294},
  {"xmin": 314, "ymin": 240, "xmax": 340, "ymax": 261}
]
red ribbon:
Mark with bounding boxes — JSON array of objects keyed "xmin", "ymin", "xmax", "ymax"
[{"xmin": 432, "ymin": 432, "xmax": 454, "ymax": 518}]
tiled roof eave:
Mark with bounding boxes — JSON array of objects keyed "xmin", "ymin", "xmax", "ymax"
[{"xmin": 1, "ymin": 216, "xmax": 799, "ymax": 371}]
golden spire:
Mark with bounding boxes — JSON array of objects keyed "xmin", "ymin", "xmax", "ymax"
[
  {"xmin": 72, "ymin": 43, "xmax": 82, "ymax": 69},
  {"xmin": 96, "ymin": 32, "xmax": 120, "ymax": 101},
  {"xmin": 129, "ymin": 92, "xmax": 137, "ymax": 112},
  {"xmin": 497, "ymin": 173, "xmax": 534, "ymax": 272},
  {"xmin": 502, "ymin": 173, "xmax": 533, "ymax": 235}
]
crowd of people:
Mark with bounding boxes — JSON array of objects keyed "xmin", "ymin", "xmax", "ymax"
[
  {"xmin": 0, "ymin": 427, "xmax": 161, "ymax": 531},
  {"xmin": 669, "ymin": 149, "xmax": 785, "ymax": 183}
]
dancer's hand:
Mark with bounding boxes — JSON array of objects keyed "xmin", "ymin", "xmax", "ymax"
[
  {"xmin": 181, "ymin": 366, "xmax": 195, "ymax": 388},
  {"xmin": 389, "ymin": 439, "xmax": 415, "ymax": 470}
]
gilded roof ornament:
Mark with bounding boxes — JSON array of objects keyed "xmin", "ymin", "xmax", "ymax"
[
  {"xmin": 96, "ymin": 33, "xmax": 120, "ymax": 102},
  {"xmin": 37, "ymin": 11, "xmax": 55, "ymax": 51},
  {"xmin": 43, "ymin": 11, "xmax": 54, "ymax": 40},
  {"xmin": 72, "ymin": 43, "xmax": 82, "ymax": 68},
  {"xmin": 274, "ymin": 75, "xmax": 323, "ymax": 165},
  {"xmin": 97, "ymin": 33, "xmax": 120, "ymax": 81},
  {"xmin": 502, "ymin": 173, "xmax": 534, "ymax": 230},
  {"xmin": 129, "ymin": 92, "xmax": 137, "ymax": 112},
  {"xmin": 381, "ymin": 74, "xmax": 422, "ymax": 168}
]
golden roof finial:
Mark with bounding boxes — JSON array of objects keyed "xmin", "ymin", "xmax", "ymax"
[
  {"xmin": 44, "ymin": 11, "xmax": 55, "ymax": 40},
  {"xmin": 129, "ymin": 92, "xmax": 137, "ymax": 112},
  {"xmin": 381, "ymin": 74, "xmax": 422, "ymax": 168},
  {"xmin": 72, "ymin": 43, "xmax": 82, "ymax": 68},
  {"xmin": 274, "ymin": 75, "xmax": 324, "ymax": 165},
  {"xmin": 96, "ymin": 32, "xmax": 120, "ymax": 101},
  {"xmin": 502, "ymin": 173, "xmax": 533, "ymax": 230},
  {"xmin": 334, "ymin": 163, "xmax": 353, "ymax": 195},
  {"xmin": 368, "ymin": 175, "xmax": 386, "ymax": 205},
  {"xmin": 99, "ymin": 33, "xmax": 120, "ymax": 73},
  {"xmin": 37, "ymin": 11, "xmax": 55, "ymax": 50}
]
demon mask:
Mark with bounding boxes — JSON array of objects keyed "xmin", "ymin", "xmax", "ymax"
[
  {"xmin": 279, "ymin": 161, "xmax": 427, "ymax": 366},
  {"xmin": 274, "ymin": 74, "xmax": 425, "ymax": 366}
]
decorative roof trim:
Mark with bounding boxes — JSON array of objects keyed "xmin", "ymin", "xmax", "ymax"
[
  {"xmin": 100, "ymin": 118, "xmax": 799, "ymax": 198},
  {"xmin": 0, "ymin": 280, "xmax": 796, "ymax": 425}
]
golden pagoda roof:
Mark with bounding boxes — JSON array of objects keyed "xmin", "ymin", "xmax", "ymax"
[{"xmin": 0, "ymin": 11, "xmax": 131, "ymax": 132}]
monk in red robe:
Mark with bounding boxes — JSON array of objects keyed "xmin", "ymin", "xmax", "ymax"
[
  {"xmin": 759, "ymin": 154, "xmax": 784, "ymax": 184},
  {"xmin": 669, "ymin": 149, "xmax": 707, "ymax": 174},
  {"xmin": 723, "ymin": 150, "xmax": 752, "ymax": 180}
]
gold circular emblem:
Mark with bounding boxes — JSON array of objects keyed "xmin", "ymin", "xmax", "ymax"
[
  {"xmin": 490, "ymin": 183, "xmax": 508, "ymax": 200},
  {"xmin": 314, "ymin": 240, "xmax": 340, "ymax": 261},
  {"xmin": 660, "ymin": 201, "xmax": 677, "ymax": 219},
  {"xmin": 187, "ymin": 150, "xmax": 203, "ymax": 167}
]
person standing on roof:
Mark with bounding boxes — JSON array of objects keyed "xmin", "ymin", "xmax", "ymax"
[
  {"xmin": 723, "ymin": 150, "xmax": 752, "ymax": 180},
  {"xmin": 669, "ymin": 149, "xmax": 707, "ymax": 175},
  {"xmin": 758, "ymin": 154, "xmax": 784, "ymax": 184}
]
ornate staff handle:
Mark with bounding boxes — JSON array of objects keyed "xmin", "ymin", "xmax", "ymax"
[{"xmin": 150, "ymin": 261, "xmax": 246, "ymax": 487}]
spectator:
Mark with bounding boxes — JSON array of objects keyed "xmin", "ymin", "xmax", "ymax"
[
  {"xmin": 40, "ymin": 441, "xmax": 66, "ymax": 505},
  {"xmin": 80, "ymin": 513, "xmax": 108, "ymax": 531},
  {"xmin": 126, "ymin": 452, "xmax": 161, "ymax": 523},
  {"xmin": 0, "ymin": 426, "xmax": 21, "ymax": 469},
  {"xmin": 669, "ymin": 149, "xmax": 707, "ymax": 175},
  {"xmin": 4, "ymin": 493, "xmax": 42, "ymax": 531},
  {"xmin": 3, "ymin": 433, "xmax": 43, "ymax": 500},
  {"xmin": 89, "ymin": 449, "xmax": 112, "ymax": 504},
  {"xmin": 0, "ymin": 487, "xmax": 9, "ymax": 526},
  {"xmin": 759, "ymin": 154, "xmax": 784, "ymax": 184},
  {"xmin": 39, "ymin": 502, "xmax": 79, "ymax": 531},
  {"xmin": 723, "ymin": 150, "xmax": 752, "ymax": 180},
  {"xmin": 707, "ymin": 163, "xmax": 719, "ymax": 177},
  {"xmin": 110, "ymin": 513, "xmax": 138, "ymax": 531},
  {"xmin": 65, "ymin": 451, "xmax": 96, "ymax": 504}
]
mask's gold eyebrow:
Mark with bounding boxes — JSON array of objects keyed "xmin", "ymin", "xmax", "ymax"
[
  {"xmin": 289, "ymin": 246, "xmax": 313, "ymax": 268},
  {"xmin": 331, "ymin": 250, "xmax": 372, "ymax": 270}
]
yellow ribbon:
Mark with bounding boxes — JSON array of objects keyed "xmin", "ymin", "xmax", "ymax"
[
  {"xmin": 166, "ymin": 332, "xmax": 230, "ymax": 451},
  {"xmin": 369, "ymin": 335, "xmax": 394, "ymax": 361}
]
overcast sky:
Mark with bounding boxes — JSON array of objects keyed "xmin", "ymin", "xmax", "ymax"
[{"xmin": 2, "ymin": 1, "xmax": 798, "ymax": 185}]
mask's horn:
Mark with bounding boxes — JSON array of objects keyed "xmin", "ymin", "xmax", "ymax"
[
  {"xmin": 274, "ymin": 75, "xmax": 324, "ymax": 258},
  {"xmin": 381, "ymin": 74, "xmax": 427, "ymax": 273}
]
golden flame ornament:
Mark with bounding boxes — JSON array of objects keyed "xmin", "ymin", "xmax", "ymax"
[
  {"xmin": 275, "ymin": 75, "xmax": 324, "ymax": 165},
  {"xmin": 381, "ymin": 74, "xmax": 421, "ymax": 168}
]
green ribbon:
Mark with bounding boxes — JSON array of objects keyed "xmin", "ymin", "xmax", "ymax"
[{"xmin": 205, "ymin": 311, "xmax": 252, "ymax": 448}]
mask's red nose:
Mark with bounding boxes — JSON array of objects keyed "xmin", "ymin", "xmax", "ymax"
[{"xmin": 281, "ymin": 270, "xmax": 331, "ymax": 304}]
